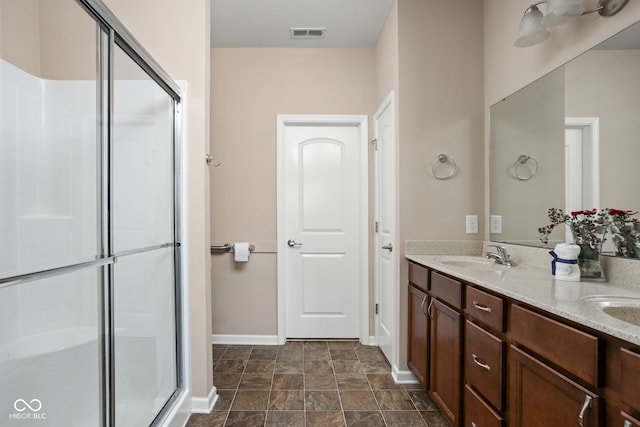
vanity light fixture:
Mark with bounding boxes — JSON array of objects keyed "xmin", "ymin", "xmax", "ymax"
[{"xmin": 514, "ymin": 0, "xmax": 630, "ymax": 47}]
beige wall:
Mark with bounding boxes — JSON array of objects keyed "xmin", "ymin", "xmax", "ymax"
[
  {"xmin": 0, "ymin": 0, "xmax": 40, "ymax": 76},
  {"xmin": 104, "ymin": 0, "xmax": 213, "ymax": 401},
  {"xmin": 395, "ymin": 0, "xmax": 484, "ymax": 369},
  {"xmin": 210, "ymin": 48, "xmax": 376, "ymax": 335}
]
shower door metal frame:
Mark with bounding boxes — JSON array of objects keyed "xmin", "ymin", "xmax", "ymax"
[{"xmin": 79, "ymin": 0, "xmax": 186, "ymax": 425}]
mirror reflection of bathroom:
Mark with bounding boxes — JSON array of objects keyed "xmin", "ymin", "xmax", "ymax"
[{"xmin": 489, "ymin": 19, "xmax": 640, "ymax": 258}]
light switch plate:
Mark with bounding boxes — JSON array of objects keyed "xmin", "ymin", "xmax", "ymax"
[
  {"xmin": 466, "ymin": 215, "xmax": 479, "ymax": 234},
  {"xmin": 490, "ymin": 215, "xmax": 502, "ymax": 234}
]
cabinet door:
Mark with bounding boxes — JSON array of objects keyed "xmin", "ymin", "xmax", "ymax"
[
  {"xmin": 408, "ymin": 285, "xmax": 428, "ymax": 387},
  {"xmin": 510, "ymin": 346, "xmax": 600, "ymax": 427},
  {"xmin": 430, "ymin": 298, "xmax": 462, "ymax": 427}
]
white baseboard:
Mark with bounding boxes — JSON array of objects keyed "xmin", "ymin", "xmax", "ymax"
[
  {"xmin": 191, "ymin": 386, "xmax": 218, "ymax": 414},
  {"xmin": 212, "ymin": 334, "xmax": 279, "ymax": 346},
  {"xmin": 391, "ymin": 364, "xmax": 420, "ymax": 384}
]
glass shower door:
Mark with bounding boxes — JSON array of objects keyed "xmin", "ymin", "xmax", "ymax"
[
  {"xmin": 111, "ymin": 46, "xmax": 179, "ymax": 427},
  {"xmin": 0, "ymin": 1, "xmax": 102, "ymax": 425},
  {"xmin": 0, "ymin": 0, "xmax": 184, "ymax": 426}
]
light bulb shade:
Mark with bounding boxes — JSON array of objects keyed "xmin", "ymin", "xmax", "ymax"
[
  {"xmin": 547, "ymin": 0, "xmax": 585, "ymax": 16},
  {"xmin": 514, "ymin": 6, "xmax": 551, "ymax": 47},
  {"xmin": 542, "ymin": 0, "xmax": 585, "ymax": 27}
]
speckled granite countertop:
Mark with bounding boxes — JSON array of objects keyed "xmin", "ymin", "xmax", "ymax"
[{"xmin": 406, "ymin": 254, "xmax": 640, "ymax": 346}]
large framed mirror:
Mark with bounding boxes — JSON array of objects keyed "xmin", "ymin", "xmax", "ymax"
[{"xmin": 489, "ymin": 19, "xmax": 640, "ymax": 258}]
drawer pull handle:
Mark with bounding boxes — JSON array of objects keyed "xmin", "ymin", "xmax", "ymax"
[
  {"xmin": 472, "ymin": 353, "xmax": 491, "ymax": 371},
  {"xmin": 420, "ymin": 295, "xmax": 427, "ymax": 315},
  {"xmin": 472, "ymin": 301, "xmax": 492, "ymax": 313},
  {"xmin": 624, "ymin": 421, "xmax": 632, "ymax": 427},
  {"xmin": 578, "ymin": 395, "xmax": 592, "ymax": 427},
  {"xmin": 427, "ymin": 299, "xmax": 434, "ymax": 318},
  {"xmin": 471, "ymin": 423, "xmax": 477, "ymax": 427}
]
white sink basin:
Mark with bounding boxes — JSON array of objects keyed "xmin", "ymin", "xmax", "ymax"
[
  {"xmin": 440, "ymin": 258, "xmax": 509, "ymax": 271},
  {"xmin": 581, "ymin": 296, "xmax": 640, "ymax": 327}
]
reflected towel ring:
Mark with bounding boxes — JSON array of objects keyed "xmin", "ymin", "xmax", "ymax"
[
  {"xmin": 432, "ymin": 154, "xmax": 457, "ymax": 180},
  {"xmin": 514, "ymin": 154, "xmax": 539, "ymax": 181}
]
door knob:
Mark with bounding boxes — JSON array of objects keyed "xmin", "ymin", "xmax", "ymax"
[
  {"xmin": 287, "ymin": 239, "xmax": 303, "ymax": 247},
  {"xmin": 381, "ymin": 243, "xmax": 393, "ymax": 252}
]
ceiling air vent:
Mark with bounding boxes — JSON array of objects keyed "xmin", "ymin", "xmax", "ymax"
[{"xmin": 290, "ymin": 27, "xmax": 325, "ymax": 39}]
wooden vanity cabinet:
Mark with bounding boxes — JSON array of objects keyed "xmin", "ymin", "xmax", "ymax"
[
  {"xmin": 407, "ymin": 262, "xmax": 429, "ymax": 388},
  {"xmin": 429, "ymin": 271, "xmax": 463, "ymax": 427},
  {"xmin": 407, "ymin": 261, "xmax": 640, "ymax": 427}
]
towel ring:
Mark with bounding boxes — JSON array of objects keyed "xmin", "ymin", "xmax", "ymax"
[
  {"xmin": 432, "ymin": 154, "xmax": 457, "ymax": 180},
  {"xmin": 514, "ymin": 155, "xmax": 539, "ymax": 181}
]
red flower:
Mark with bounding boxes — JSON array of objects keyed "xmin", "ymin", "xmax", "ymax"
[
  {"xmin": 571, "ymin": 209, "xmax": 597, "ymax": 216},
  {"xmin": 609, "ymin": 209, "xmax": 637, "ymax": 216}
]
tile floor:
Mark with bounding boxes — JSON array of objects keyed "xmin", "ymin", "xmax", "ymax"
[{"xmin": 186, "ymin": 340, "xmax": 449, "ymax": 427}]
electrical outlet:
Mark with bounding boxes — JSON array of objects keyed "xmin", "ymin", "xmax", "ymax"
[
  {"xmin": 465, "ymin": 215, "xmax": 479, "ymax": 234},
  {"xmin": 490, "ymin": 215, "xmax": 502, "ymax": 234}
]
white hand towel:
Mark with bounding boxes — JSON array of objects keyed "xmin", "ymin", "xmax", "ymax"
[{"xmin": 234, "ymin": 242, "xmax": 250, "ymax": 262}]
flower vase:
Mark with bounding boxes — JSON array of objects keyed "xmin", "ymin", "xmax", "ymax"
[{"xmin": 577, "ymin": 244, "xmax": 605, "ymax": 281}]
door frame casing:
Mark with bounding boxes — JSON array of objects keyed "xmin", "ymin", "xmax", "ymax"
[{"xmin": 276, "ymin": 114, "xmax": 369, "ymax": 345}]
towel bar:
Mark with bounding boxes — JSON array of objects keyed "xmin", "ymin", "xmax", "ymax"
[{"xmin": 210, "ymin": 243, "xmax": 255, "ymax": 253}]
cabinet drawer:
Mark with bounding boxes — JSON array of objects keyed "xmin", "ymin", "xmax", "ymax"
[
  {"xmin": 465, "ymin": 385, "xmax": 504, "ymax": 427},
  {"xmin": 409, "ymin": 262, "xmax": 429, "ymax": 293},
  {"xmin": 510, "ymin": 304, "xmax": 599, "ymax": 386},
  {"xmin": 466, "ymin": 286, "xmax": 505, "ymax": 332},
  {"xmin": 465, "ymin": 320, "xmax": 504, "ymax": 411},
  {"xmin": 621, "ymin": 348, "xmax": 640, "ymax": 410},
  {"xmin": 430, "ymin": 271, "xmax": 462, "ymax": 309}
]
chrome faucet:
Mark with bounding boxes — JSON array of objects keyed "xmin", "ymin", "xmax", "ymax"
[{"xmin": 485, "ymin": 245, "xmax": 516, "ymax": 267}]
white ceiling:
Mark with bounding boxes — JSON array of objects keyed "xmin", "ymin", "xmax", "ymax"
[{"xmin": 211, "ymin": 0, "xmax": 395, "ymax": 48}]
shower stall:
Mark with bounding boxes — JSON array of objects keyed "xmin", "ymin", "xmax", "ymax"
[{"xmin": 0, "ymin": 0, "xmax": 184, "ymax": 426}]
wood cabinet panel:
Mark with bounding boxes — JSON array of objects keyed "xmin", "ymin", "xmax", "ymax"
[
  {"xmin": 430, "ymin": 271, "xmax": 462, "ymax": 309},
  {"xmin": 464, "ymin": 385, "xmax": 504, "ymax": 427},
  {"xmin": 466, "ymin": 286, "xmax": 505, "ymax": 332},
  {"xmin": 510, "ymin": 304, "xmax": 600, "ymax": 386},
  {"xmin": 430, "ymin": 298, "xmax": 462, "ymax": 426},
  {"xmin": 621, "ymin": 348, "xmax": 640, "ymax": 411},
  {"xmin": 408, "ymin": 285, "xmax": 428, "ymax": 388},
  {"xmin": 465, "ymin": 320, "xmax": 504, "ymax": 411},
  {"xmin": 409, "ymin": 261, "xmax": 429, "ymax": 292},
  {"xmin": 510, "ymin": 345, "xmax": 600, "ymax": 427}
]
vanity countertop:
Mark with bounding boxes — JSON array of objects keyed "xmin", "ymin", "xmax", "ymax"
[{"xmin": 406, "ymin": 254, "xmax": 640, "ymax": 346}]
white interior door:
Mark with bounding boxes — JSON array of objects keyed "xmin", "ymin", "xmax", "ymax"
[
  {"xmin": 374, "ymin": 92, "xmax": 396, "ymax": 364},
  {"xmin": 277, "ymin": 115, "xmax": 368, "ymax": 340}
]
